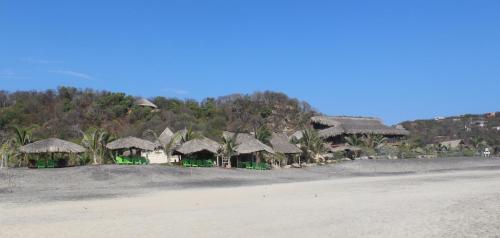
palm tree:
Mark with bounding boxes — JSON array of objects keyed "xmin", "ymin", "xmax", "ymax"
[
  {"xmin": 218, "ymin": 133, "xmax": 238, "ymax": 168},
  {"xmin": 469, "ymin": 137, "xmax": 486, "ymax": 153},
  {"xmin": 300, "ymin": 128, "xmax": 326, "ymax": 163},
  {"xmin": 344, "ymin": 134, "xmax": 363, "ymax": 147},
  {"xmin": 254, "ymin": 125, "xmax": 272, "ymax": 145},
  {"xmin": 181, "ymin": 127, "xmax": 200, "ymax": 143},
  {"xmin": 362, "ymin": 134, "xmax": 387, "ymax": 149},
  {"xmin": 81, "ymin": 128, "xmax": 112, "ymax": 165},
  {"xmin": 11, "ymin": 126, "xmax": 32, "ymax": 167},
  {"xmin": 144, "ymin": 129, "xmax": 182, "ymax": 163}
]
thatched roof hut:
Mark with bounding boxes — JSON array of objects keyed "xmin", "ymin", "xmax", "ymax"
[
  {"xmin": 175, "ymin": 137, "xmax": 220, "ymax": 155},
  {"xmin": 270, "ymin": 133, "xmax": 301, "ymax": 154},
  {"xmin": 311, "ymin": 116, "xmax": 409, "ymax": 138},
  {"xmin": 106, "ymin": 136, "xmax": 156, "ymax": 151},
  {"xmin": 20, "ymin": 138, "xmax": 86, "ymax": 154},
  {"xmin": 223, "ymin": 131, "xmax": 275, "ymax": 154},
  {"xmin": 158, "ymin": 127, "xmax": 174, "ymax": 145},
  {"xmin": 135, "ymin": 98, "xmax": 158, "ymax": 109}
]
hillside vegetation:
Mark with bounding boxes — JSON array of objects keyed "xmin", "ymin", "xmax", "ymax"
[{"xmin": 0, "ymin": 87, "xmax": 316, "ymax": 143}]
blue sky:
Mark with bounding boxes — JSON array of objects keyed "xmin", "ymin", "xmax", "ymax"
[{"xmin": 1, "ymin": 0, "xmax": 499, "ymax": 124}]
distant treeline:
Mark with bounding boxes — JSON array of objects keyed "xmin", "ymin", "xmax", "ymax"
[{"xmin": 0, "ymin": 87, "xmax": 316, "ymax": 142}]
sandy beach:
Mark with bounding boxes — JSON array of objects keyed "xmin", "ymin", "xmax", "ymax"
[{"xmin": 2, "ymin": 157, "xmax": 500, "ymax": 237}]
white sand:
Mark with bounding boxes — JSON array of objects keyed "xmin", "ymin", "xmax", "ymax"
[{"xmin": 2, "ymin": 169, "xmax": 500, "ymax": 238}]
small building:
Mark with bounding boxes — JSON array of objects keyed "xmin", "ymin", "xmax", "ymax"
[
  {"xmin": 470, "ymin": 120, "xmax": 487, "ymax": 127},
  {"xmin": 270, "ymin": 133, "xmax": 301, "ymax": 166},
  {"xmin": 174, "ymin": 137, "xmax": 220, "ymax": 164},
  {"xmin": 142, "ymin": 127, "xmax": 180, "ymax": 164},
  {"xmin": 135, "ymin": 98, "xmax": 158, "ymax": 109}
]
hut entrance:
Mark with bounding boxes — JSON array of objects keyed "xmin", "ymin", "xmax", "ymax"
[{"xmin": 231, "ymin": 154, "xmax": 255, "ymax": 168}]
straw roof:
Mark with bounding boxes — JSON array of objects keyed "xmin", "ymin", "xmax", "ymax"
[
  {"xmin": 175, "ymin": 137, "xmax": 220, "ymax": 155},
  {"xmin": 135, "ymin": 98, "xmax": 158, "ymax": 109},
  {"xmin": 290, "ymin": 130, "xmax": 303, "ymax": 141},
  {"xmin": 158, "ymin": 127, "xmax": 174, "ymax": 145},
  {"xmin": 223, "ymin": 131, "xmax": 275, "ymax": 154},
  {"xmin": 20, "ymin": 138, "xmax": 86, "ymax": 154},
  {"xmin": 270, "ymin": 133, "xmax": 301, "ymax": 154},
  {"xmin": 312, "ymin": 116, "xmax": 409, "ymax": 138},
  {"xmin": 106, "ymin": 136, "xmax": 156, "ymax": 151}
]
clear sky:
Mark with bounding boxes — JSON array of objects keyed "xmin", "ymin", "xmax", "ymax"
[{"xmin": 1, "ymin": 0, "xmax": 499, "ymax": 124}]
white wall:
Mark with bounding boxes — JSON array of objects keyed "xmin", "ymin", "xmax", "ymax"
[{"xmin": 142, "ymin": 150, "xmax": 180, "ymax": 164}]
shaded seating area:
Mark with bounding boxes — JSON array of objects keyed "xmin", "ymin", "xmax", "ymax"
[
  {"xmin": 223, "ymin": 132, "xmax": 275, "ymax": 169},
  {"xmin": 106, "ymin": 136, "xmax": 156, "ymax": 165},
  {"xmin": 174, "ymin": 138, "xmax": 220, "ymax": 168},
  {"xmin": 20, "ymin": 138, "xmax": 86, "ymax": 169}
]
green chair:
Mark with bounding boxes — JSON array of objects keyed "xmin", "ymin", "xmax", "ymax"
[
  {"xmin": 244, "ymin": 162, "xmax": 252, "ymax": 169},
  {"xmin": 182, "ymin": 159, "xmax": 192, "ymax": 167},
  {"xmin": 115, "ymin": 156, "xmax": 125, "ymax": 165},
  {"xmin": 46, "ymin": 159, "xmax": 56, "ymax": 168},
  {"xmin": 36, "ymin": 159, "xmax": 46, "ymax": 169},
  {"xmin": 205, "ymin": 160, "xmax": 213, "ymax": 167}
]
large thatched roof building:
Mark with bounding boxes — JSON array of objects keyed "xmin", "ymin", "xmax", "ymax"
[
  {"xmin": 20, "ymin": 138, "xmax": 86, "ymax": 154},
  {"xmin": 311, "ymin": 116, "xmax": 409, "ymax": 139},
  {"xmin": 270, "ymin": 133, "xmax": 301, "ymax": 154},
  {"xmin": 106, "ymin": 136, "xmax": 156, "ymax": 151},
  {"xmin": 223, "ymin": 131, "xmax": 275, "ymax": 155},
  {"xmin": 175, "ymin": 137, "xmax": 220, "ymax": 155}
]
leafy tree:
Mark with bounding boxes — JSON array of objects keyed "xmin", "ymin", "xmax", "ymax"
[{"xmin": 344, "ymin": 134, "xmax": 363, "ymax": 147}]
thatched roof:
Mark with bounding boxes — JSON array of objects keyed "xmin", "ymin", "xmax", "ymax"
[
  {"xmin": 270, "ymin": 133, "xmax": 301, "ymax": 154},
  {"xmin": 20, "ymin": 138, "xmax": 86, "ymax": 154},
  {"xmin": 106, "ymin": 136, "xmax": 156, "ymax": 151},
  {"xmin": 135, "ymin": 98, "xmax": 158, "ymax": 109},
  {"xmin": 290, "ymin": 130, "xmax": 303, "ymax": 141},
  {"xmin": 223, "ymin": 131, "xmax": 275, "ymax": 154},
  {"xmin": 158, "ymin": 127, "xmax": 174, "ymax": 145},
  {"xmin": 312, "ymin": 116, "xmax": 409, "ymax": 138},
  {"xmin": 175, "ymin": 137, "xmax": 220, "ymax": 155}
]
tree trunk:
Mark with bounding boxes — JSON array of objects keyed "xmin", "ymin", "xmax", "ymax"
[{"xmin": 93, "ymin": 152, "xmax": 98, "ymax": 165}]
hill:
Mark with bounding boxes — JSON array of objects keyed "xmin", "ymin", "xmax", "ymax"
[
  {"xmin": 402, "ymin": 112, "xmax": 500, "ymax": 147},
  {"xmin": 0, "ymin": 87, "xmax": 316, "ymax": 142}
]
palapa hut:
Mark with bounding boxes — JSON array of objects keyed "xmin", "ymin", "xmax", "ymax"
[
  {"xmin": 311, "ymin": 116, "xmax": 409, "ymax": 147},
  {"xmin": 439, "ymin": 139, "xmax": 464, "ymax": 150},
  {"xmin": 270, "ymin": 133, "xmax": 301, "ymax": 166},
  {"xmin": 106, "ymin": 136, "xmax": 156, "ymax": 163},
  {"xmin": 142, "ymin": 127, "xmax": 181, "ymax": 164},
  {"xmin": 174, "ymin": 137, "xmax": 221, "ymax": 165},
  {"xmin": 20, "ymin": 138, "xmax": 86, "ymax": 168},
  {"xmin": 135, "ymin": 98, "xmax": 158, "ymax": 109},
  {"xmin": 223, "ymin": 131, "xmax": 274, "ymax": 168}
]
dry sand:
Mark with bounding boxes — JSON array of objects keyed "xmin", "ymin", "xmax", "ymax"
[{"xmin": 1, "ymin": 157, "xmax": 500, "ymax": 237}]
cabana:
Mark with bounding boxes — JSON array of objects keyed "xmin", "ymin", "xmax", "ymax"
[
  {"xmin": 174, "ymin": 137, "xmax": 220, "ymax": 167},
  {"xmin": 270, "ymin": 133, "xmax": 301, "ymax": 166},
  {"xmin": 20, "ymin": 138, "xmax": 86, "ymax": 168},
  {"xmin": 106, "ymin": 136, "xmax": 156, "ymax": 165},
  {"xmin": 223, "ymin": 131, "xmax": 275, "ymax": 169}
]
